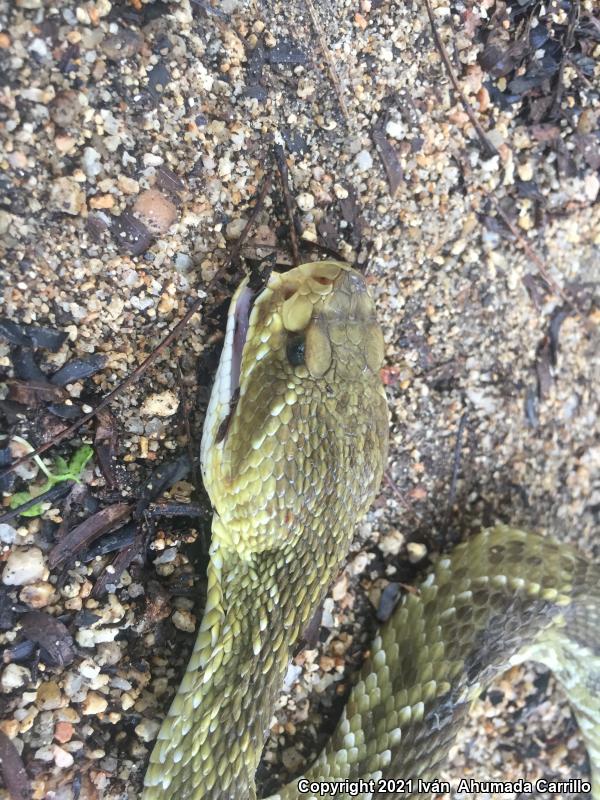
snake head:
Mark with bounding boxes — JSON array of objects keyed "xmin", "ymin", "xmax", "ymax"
[
  {"xmin": 200, "ymin": 261, "xmax": 388, "ymax": 553},
  {"xmin": 251, "ymin": 261, "xmax": 385, "ymax": 379}
]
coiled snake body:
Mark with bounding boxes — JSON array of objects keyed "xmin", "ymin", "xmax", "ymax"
[{"xmin": 143, "ymin": 262, "xmax": 600, "ymax": 800}]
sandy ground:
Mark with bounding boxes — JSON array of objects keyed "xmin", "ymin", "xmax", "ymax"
[{"xmin": 0, "ymin": 0, "xmax": 599, "ymax": 798}]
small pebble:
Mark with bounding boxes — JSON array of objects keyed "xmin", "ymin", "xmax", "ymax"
[
  {"xmin": 354, "ymin": 150, "xmax": 373, "ymax": 171},
  {"xmin": 36, "ymin": 681, "xmax": 63, "ymax": 710},
  {"xmin": 577, "ymin": 108, "xmax": 597, "ymax": 135},
  {"xmin": 101, "ymin": 29, "xmax": 143, "ymax": 61},
  {"xmin": 49, "ymin": 90, "xmax": 81, "ymax": 128},
  {"xmin": 1, "ymin": 664, "xmax": 30, "ymax": 693},
  {"xmin": 584, "ymin": 173, "xmax": 599, "ymax": 202},
  {"xmin": 133, "ymin": 189, "xmax": 177, "ymax": 236},
  {"xmin": 53, "ymin": 745, "xmax": 74, "ymax": 768},
  {"xmin": 54, "ymin": 721, "xmax": 74, "ymax": 744},
  {"xmin": 140, "ymin": 390, "xmax": 180, "ymax": 418},
  {"xmin": 171, "ymin": 609, "xmax": 196, "ymax": 632},
  {"xmin": 118, "ymin": 176, "xmax": 140, "ymax": 195},
  {"xmin": 0, "ymin": 524, "xmax": 17, "ymax": 544},
  {"xmin": 50, "ymin": 177, "xmax": 86, "ymax": 216},
  {"xmin": 406, "ymin": 541, "xmax": 427, "ymax": 563},
  {"xmin": 135, "ymin": 718, "xmax": 161, "ymax": 742},
  {"xmin": 385, "ymin": 120, "xmax": 404, "ymax": 139},
  {"xmin": 225, "ymin": 217, "xmax": 248, "ymax": 240},
  {"xmin": 0, "ymin": 719, "xmax": 19, "ymax": 739},
  {"xmin": 3, "ymin": 547, "xmax": 46, "ymax": 586},
  {"xmin": 81, "ymin": 692, "xmax": 108, "ymax": 715},
  {"xmin": 82, "ymin": 147, "xmax": 102, "ymax": 178},
  {"xmin": 379, "ymin": 529, "xmax": 405, "ymax": 557},
  {"xmin": 19, "ymin": 581, "xmax": 55, "ymax": 608},
  {"xmin": 296, "ymin": 192, "xmax": 315, "ymax": 212}
]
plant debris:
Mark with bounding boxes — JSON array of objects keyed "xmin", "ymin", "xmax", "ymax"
[
  {"xmin": 0, "ymin": 319, "xmax": 67, "ymax": 352},
  {"xmin": 49, "ymin": 356, "xmax": 107, "ymax": 387},
  {"xmin": 372, "ymin": 122, "xmax": 404, "ymax": 198},
  {"xmin": 48, "ymin": 502, "xmax": 133, "ymax": 569},
  {"xmin": 6, "ymin": 381, "xmax": 67, "ymax": 408},
  {"xmin": 0, "ymin": 730, "xmax": 31, "ymax": 800},
  {"xmin": 9, "ymin": 444, "xmax": 93, "ymax": 518},
  {"xmin": 19, "ymin": 611, "xmax": 75, "ymax": 668}
]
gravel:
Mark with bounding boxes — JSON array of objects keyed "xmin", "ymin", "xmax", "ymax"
[{"xmin": 0, "ymin": 0, "xmax": 598, "ymax": 798}]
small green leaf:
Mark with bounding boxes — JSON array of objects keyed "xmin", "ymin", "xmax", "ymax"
[
  {"xmin": 8, "ymin": 445, "xmax": 95, "ymax": 518},
  {"xmin": 67, "ymin": 445, "xmax": 94, "ymax": 480},
  {"xmin": 9, "ymin": 491, "xmax": 34, "ymax": 510},
  {"xmin": 53, "ymin": 455, "xmax": 69, "ymax": 475},
  {"xmin": 8, "ymin": 481, "xmax": 53, "ymax": 517},
  {"xmin": 16, "ymin": 502, "xmax": 45, "ymax": 517}
]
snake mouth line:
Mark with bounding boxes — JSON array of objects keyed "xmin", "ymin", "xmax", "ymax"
[{"xmin": 215, "ymin": 284, "xmax": 258, "ymax": 444}]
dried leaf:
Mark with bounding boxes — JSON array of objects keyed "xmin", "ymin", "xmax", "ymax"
[
  {"xmin": 7, "ymin": 380, "xmax": 67, "ymax": 408},
  {"xmin": 50, "ymin": 355, "xmax": 106, "ymax": 386},
  {"xmin": 11, "ymin": 348, "xmax": 47, "ymax": 382},
  {"xmin": 135, "ymin": 455, "xmax": 191, "ymax": 519},
  {"xmin": 479, "ymin": 39, "xmax": 528, "ymax": 78},
  {"xmin": 20, "ymin": 611, "xmax": 75, "ymax": 667},
  {"xmin": 111, "ymin": 210, "xmax": 154, "ymax": 256},
  {"xmin": 0, "ymin": 319, "xmax": 67, "ymax": 352},
  {"xmin": 48, "ymin": 502, "xmax": 133, "ymax": 568},
  {"xmin": 536, "ymin": 338, "xmax": 553, "ymax": 399},
  {"xmin": 92, "ymin": 535, "xmax": 140, "ymax": 599},
  {"xmin": 549, "ymin": 307, "xmax": 569, "ymax": 366},
  {"xmin": 265, "ymin": 38, "xmax": 307, "ymax": 65},
  {"xmin": 83, "ymin": 523, "xmax": 136, "ymax": 562},
  {"xmin": 0, "ymin": 731, "xmax": 31, "ymax": 800},
  {"xmin": 94, "ymin": 409, "xmax": 119, "ymax": 490},
  {"xmin": 372, "ymin": 127, "xmax": 403, "ymax": 197}
]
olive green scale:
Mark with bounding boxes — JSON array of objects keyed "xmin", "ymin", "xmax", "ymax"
[{"xmin": 143, "ymin": 262, "xmax": 600, "ymax": 800}]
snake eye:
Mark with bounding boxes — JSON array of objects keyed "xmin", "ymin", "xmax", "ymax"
[{"xmin": 286, "ymin": 334, "xmax": 305, "ymax": 366}]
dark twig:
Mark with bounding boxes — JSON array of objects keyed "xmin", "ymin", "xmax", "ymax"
[
  {"xmin": 423, "ymin": 0, "xmax": 499, "ymax": 158},
  {"xmin": 177, "ymin": 360, "xmax": 199, "ymax": 490},
  {"xmin": 240, "ymin": 236, "xmax": 348, "ymax": 265},
  {"xmin": 384, "ymin": 470, "xmax": 422, "ymax": 523},
  {"xmin": 147, "ymin": 501, "xmax": 205, "ymax": 518},
  {"xmin": 489, "ymin": 195, "xmax": 580, "ymax": 314},
  {"xmin": 0, "ymin": 480, "xmax": 75, "ymax": 524},
  {"xmin": 445, "ymin": 411, "xmax": 468, "ymax": 527},
  {"xmin": 0, "ymin": 176, "xmax": 273, "ymax": 482},
  {"xmin": 305, "ymin": 0, "xmax": 350, "ymax": 126},
  {"xmin": 273, "ymin": 143, "xmax": 301, "ymax": 267},
  {"xmin": 210, "ymin": 175, "xmax": 272, "ymax": 285}
]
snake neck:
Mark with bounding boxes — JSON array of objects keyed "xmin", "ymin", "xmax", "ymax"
[{"xmin": 144, "ymin": 519, "xmax": 357, "ymax": 800}]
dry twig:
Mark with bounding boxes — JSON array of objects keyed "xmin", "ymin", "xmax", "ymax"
[
  {"xmin": 305, "ymin": 0, "xmax": 350, "ymax": 126},
  {"xmin": 423, "ymin": 0, "xmax": 499, "ymax": 158},
  {"xmin": 489, "ymin": 195, "xmax": 580, "ymax": 314},
  {"xmin": 445, "ymin": 411, "xmax": 468, "ymax": 527}
]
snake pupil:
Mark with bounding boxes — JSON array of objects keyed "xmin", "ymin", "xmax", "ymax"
[{"xmin": 286, "ymin": 335, "xmax": 305, "ymax": 366}]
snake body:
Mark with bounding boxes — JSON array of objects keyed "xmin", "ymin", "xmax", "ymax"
[{"xmin": 143, "ymin": 262, "xmax": 600, "ymax": 800}]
